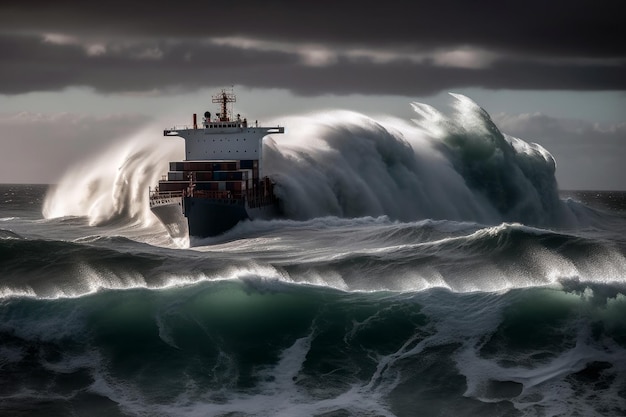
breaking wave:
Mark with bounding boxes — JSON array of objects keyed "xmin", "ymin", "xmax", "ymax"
[
  {"xmin": 43, "ymin": 94, "xmax": 586, "ymax": 228},
  {"xmin": 1, "ymin": 271, "xmax": 625, "ymax": 416},
  {"xmin": 42, "ymin": 125, "xmax": 181, "ymax": 227},
  {"xmin": 2, "ymin": 217, "xmax": 625, "ymax": 300},
  {"xmin": 266, "ymin": 94, "xmax": 573, "ymax": 227}
]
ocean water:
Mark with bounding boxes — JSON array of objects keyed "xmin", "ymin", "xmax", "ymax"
[{"xmin": 2, "ymin": 95, "xmax": 626, "ymax": 416}]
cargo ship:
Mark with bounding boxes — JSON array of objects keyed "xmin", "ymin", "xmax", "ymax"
[{"xmin": 149, "ymin": 89, "xmax": 285, "ymax": 240}]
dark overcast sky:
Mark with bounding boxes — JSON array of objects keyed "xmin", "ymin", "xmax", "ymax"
[
  {"xmin": 1, "ymin": 1, "xmax": 625, "ymax": 188},
  {"xmin": 1, "ymin": 0, "xmax": 624, "ymax": 96}
]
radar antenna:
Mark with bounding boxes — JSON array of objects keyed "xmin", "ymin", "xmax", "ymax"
[{"xmin": 212, "ymin": 89, "xmax": 236, "ymax": 121}]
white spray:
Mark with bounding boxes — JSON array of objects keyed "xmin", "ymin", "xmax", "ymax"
[
  {"xmin": 42, "ymin": 94, "xmax": 577, "ymax": 230},
  {"xmin": 265, "ymin": 94, "xmax": 574, "ymax": 227},
  {"xmin": 42, "ymin": 125, "xmax": 182, "ymax": 226}
]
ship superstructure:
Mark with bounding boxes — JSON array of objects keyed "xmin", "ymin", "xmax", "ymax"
[{"xmin": 149, "ymin": 89, "xmax": 284, "ymax": 240}]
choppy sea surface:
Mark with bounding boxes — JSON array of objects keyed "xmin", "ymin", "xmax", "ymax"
[{"xmin": 2, "ymin": 96, "xmax": 626, "ymax": 416}]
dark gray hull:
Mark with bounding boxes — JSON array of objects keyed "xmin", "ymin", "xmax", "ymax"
[
  {"xmin": 151, "ymin": 197, "xmax": 278, "ymax": 240},
  {"xmin": 150, "ymin": 198, "xmax": 188, "ymax": 239},
  {"xmin": 184, "ymin": 197, "xmax": 250, "ymax": 237}
]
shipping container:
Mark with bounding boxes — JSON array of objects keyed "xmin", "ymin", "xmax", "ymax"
[
  {"xmin": 195, "ymin": 182, "xmax": 219, "ymax": 191},
  {"xmin": 211, "ymin": 170, "xmax": 249, "ymax": 181},
  {"xmin": 169, "ymin": 161, "xmax": 184, "ymax": 171},
  {"xmin": 167, "ymin": 171, "xmax": 185, "ymax": 181},
  {"xmin": 225, "ymin": 181, "xmax": 247, "ymax": 191},
  {"xmin": 219, "ymin": 162, "xmax": 238, "ymax": 171},
  {"xmin": 195, "ymin": 171, "xmax": 213, "ymax": 181},
  {"xmin": 157, "ymin": 182, "xmax": 187, "ymax": 192}
]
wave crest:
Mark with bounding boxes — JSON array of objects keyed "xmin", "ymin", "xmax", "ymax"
[
  {"xmin": 42, "ymin": 94, "xmax": 582, "ymax": 230},
  {"xmin": 42, "ymin": 125, "xmax": 181, "ymax": 227},
  {"xmin": 266, "ymin": 94, "xmax": 572, "ymax": 227}
]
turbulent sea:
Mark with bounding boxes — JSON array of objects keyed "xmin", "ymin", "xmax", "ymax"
[{"xmin": 2, "ymin": 95, "xmax": 626, "ymax": 416}]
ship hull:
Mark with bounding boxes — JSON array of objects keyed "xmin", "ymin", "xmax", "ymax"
[
  {"xmin": 151, "ymin": 197, "xmax": 278, "ymax": 240},
  {"xmin": 184, "ymin": 197, "xmax": 249, "ymax": 237},
  {"xmin": 150, "ymin": 197, "xmax": 188, "ymax": 239}
]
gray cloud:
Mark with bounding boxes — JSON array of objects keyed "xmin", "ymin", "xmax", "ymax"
[
  {"xmin": 494, "ymin": 113, "xmax": 626, "ymax": 190},
  {"xmin": 2, "ymin": 1, "xmax": 624, "ymax": 56},
  {"xmin": 0, "ymin": 1, "xmax": 624, "ymax": 96},
  {"xmin": 0, "ymin": 112, "xmax": 149, "ymax": 183},
  {"xmin": 1, "ymin": 32, "xmax": 624, "ymax": 97}
]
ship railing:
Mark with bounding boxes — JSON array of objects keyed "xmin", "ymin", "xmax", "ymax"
[
  {"xmin": 169, "ymin": 125, "xmax": 191, "ymax": 130},
  {"xmin": 246, "ymin": 189, "xmax": 278, "ymax": 208},
  {"xmin": 150, "ymin": 188, "xmax": 276, "ymax": 207},
  {"xmin": 191, "ymin": 190, "xmax": 246, "ymax": 205},
  {"xmin": 168, "ymin": 121, "xmax": 281, "ymax": 130},
  {"xmin": 149, "ymin": 190, "xmax": 184, "ymax": 200}
]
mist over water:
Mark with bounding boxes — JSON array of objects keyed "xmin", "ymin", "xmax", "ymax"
[
  {"xmin": 266, "ymin": 93, "xmax": 570, "ymax": 227},
  {"xmin": 43, "ymin": 94, "xmax": 578, "ymax": 229},
  {"xmin": 42, "ymin": 126, "xmax": 182, "ymax": 227}
]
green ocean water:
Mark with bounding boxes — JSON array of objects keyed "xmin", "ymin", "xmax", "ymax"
[{"xmin": 2, "ymin": 185, "xmax": 626, "ymax": 416}]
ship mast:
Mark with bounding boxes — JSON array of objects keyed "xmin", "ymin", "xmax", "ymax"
[{"xmin": 212, "ymin": 89, "xmax": 236, "ymax": 121}]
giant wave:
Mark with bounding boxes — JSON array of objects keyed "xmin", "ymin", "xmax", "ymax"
[{"xmin": 42, "ymin": 94, "xmax": 584, "ymax": 231}]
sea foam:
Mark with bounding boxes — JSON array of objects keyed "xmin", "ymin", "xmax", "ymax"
[
  {"xmin": 42, "ymin": 94, "xmax": 582, "ymax": 230},
  {"xmin": 42, "ymin": 124, "xmax": 181, "ymax": 227}
]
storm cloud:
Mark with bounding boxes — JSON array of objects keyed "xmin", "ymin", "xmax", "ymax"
[
  {"xmin": 1, "ymin": 1, "xmax": 624, "ymax": 96},
  {"xmin": 494, "ymin": 113, "xmax": 626, "ymax": 190}
]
